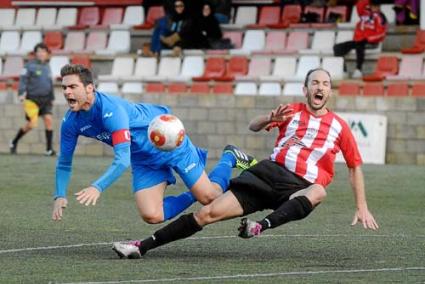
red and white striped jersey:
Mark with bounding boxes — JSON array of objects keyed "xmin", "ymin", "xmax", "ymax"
[{"xmin": 266, "ymin": 103, "xmax": 362, "ymax": 187}]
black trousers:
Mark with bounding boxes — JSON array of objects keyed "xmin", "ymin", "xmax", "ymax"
[{"xmin": 333, "ymin": 40, "xmax": 368, "ymax": 70}]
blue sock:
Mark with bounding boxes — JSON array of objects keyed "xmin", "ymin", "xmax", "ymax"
[
  {"xmin": 208, "ymin": 152, "xmax": 235, "ymax": 192},
  {"xmin": 163, "ymin": 191, "xmax": 196, "ymax": 221}
]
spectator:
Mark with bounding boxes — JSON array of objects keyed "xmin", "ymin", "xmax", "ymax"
[
  {"xmin": 394, "ymin": 0, "xmax": 419, "ymax": 25},
  {"xmin": 10, "ymin": 43, "xmax": 55, "ymax": 156},
  {"xmin": 198, "ymin": 2, "xmax": 224, "ymax": 49},
  {"xmin": 150, "ymin": 0, "xmax": 191, "ymax": 55},
  {"xmin": 333, "ymin": 0, "xmax": 388, "ymax": 78}
]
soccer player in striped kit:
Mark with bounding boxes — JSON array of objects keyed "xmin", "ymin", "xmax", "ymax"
[{"xmin": 113, "ymin": 68, "xmax": 379, "ymax": 259}]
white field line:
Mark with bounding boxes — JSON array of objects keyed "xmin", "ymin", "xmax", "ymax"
[
  {"xmin": 1, "ymin": 233, "xmax": 424, "ymax": 254},
  {"xmin": 58, "ymin": 267, "xmax": 425, "ymax": 284}
]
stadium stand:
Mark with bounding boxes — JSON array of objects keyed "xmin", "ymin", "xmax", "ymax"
[
  {"xmin": 134, "ymin": 6, "xmax": 164, "ymax": 29},
  {"xmin": 69, "ymin": 7, "xmax": 100, "ymax": 29},
  {"xmin": 173, "ymin": 56, "xmax": 204, "ymax": 82},
  {"xmin": 190, "ymin": 82, "xmax": 210, "ymax": 93},
  {"xmin": 55, "ymin": 8, "xmax": 78, "ymax": 29},
  {"xmin": 285, "ymin": 31, "xmax": 309, "ymax": 53},
  {"xmin": 71, "ymin": 54, "xmax": 92, "ymax": 68},
  {"xmin": 0, "ymin": 8, "xmax": 15, "ymax": 30},
  {"xmin": 387, "ymin": 55, "xmax": 423, "ymax": 80},
  {"xmin": 97, "ymin": 7, "xmax": 124, "ymax": 28},
  {"xmin": 261, "ymin": 56, "xmax": 296, "ymax": 82},
  {"xmin": 412, "ymin": 82, "xmax": 425, "ymax": 96},
  {"xmin": 122, "ymin": 57, "xmax": 157, "ymax": 81},
  {"xmin": 233, "ymin": 6, "xmax": 257, "ymax": 28},
  {"xmin": 145, "ymin": 57, "xmax": 181, "ymax": 82},
  {"xmin": 282, "ymin": 82, "xmax": 304, "ymax": 96},
  {"xmin": 98, "ymin": 57, "xmax": 134, "ymax": 81},
  {"xmin": 268, "ymin": 4, "xmax": 302, "ymax": 29},
  {"xmin": 247, "ymin": 6, "xmax": 280, "ymax": 28},
  {"xmin": 35, "ymin": 8, "xmax": 57, "ymax": 29},
  {"xmin": 15, "ymin": 8, "xmax": 36, "ymax": 30},
  {"xmin": 49, "ymin": 56, "xmax": 70, "ymax": 80},
  {"xmin": 60, "ymin": 31, "xmax": 85, "ymax": 54},
  {"xmin": 0, "ymin": 56, "xmax": 23, "ymax": 80},
  {"xmin": 386, "ymin": 82, "xmax": 409, "ymax": 96},
  {"xmin": 44, "ymin": 31, "xmax": 64, "ymax": 52},
  {"xmin": 256, "ymin": 31, "xmax": 286, "ymax": 54},
  {"xmin": 401, "ymin": 29, "xmax": 425, "ymax": 54},
  {"xmin": 363, "ymin": 83, "xmax": 385, "ymax": 96},
  {"xmin": 258, "ymin": 82, "xmax": 281, "ymax": 96},
  {"xmin": 363, "ymin": 56, "xmax": 399, "ymax": 81},
  {"xmin": 168, "ymin": 83, "xmax": 187, "ymax": 93},
  {"xmin": 122, "ymin": 82, "xmax": 143, "ymax": 94},
  {"xmin": 222, "ymin": 31, "xmax": 243, "ymax": 49},
  {"xmin": 230, "ymin": 30, "xmax": 266, "ymax": 55},
  {"xmin": 300, "ymin": 30, "xmax": 335, "ymax": 55},
  {"xmin": 0, "ymin": 31, "xmax": 20, "ymax": 55},
  {"xmin": 235, "ymin": 82, "xmax": 257, "ymax": 95},
  {"xmin": 212, "ymin": 82, "xmax": 233, "ymax": 94},
  {"xmin": 112, "ymin": 6, "xmax": 144, "ymax": 29},
  {"xmin": 145, "ymin": 82, "xmax": 166, "ymax": 93},
  {"xmin": 97, "ymin": 82, "xmax": 119, "ymax": 94},
  {"xmin": 216, "ymin": 56, "xmax": 249, "ymax": 81},
  {"xmin": 238, "ymin": 57, "xmax": 271, "ymax": 81},
  {"xmin": 194, "ymin": 57, "xmax": 226, "ymax": 81},
  {"xmin": 322, "ymin": 56, "xmax": 344, "ymax": 81},
  {"xmin": 338, "ymin": 82, "xmax": 361, "ymax": 96},
  {"xmin": 95, "ymin": 30, "xmax": 131, "ymax": 55},
  {"xmin": 14, "ymin": 31, "xmax": 42, "ymax": 55},
  {"xmin": 85, "ymin": 31, "xmax": 108, "ymax": 53}
]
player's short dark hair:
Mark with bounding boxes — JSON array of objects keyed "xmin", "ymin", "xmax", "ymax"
[
  {"xmin": 60, "ymin": 64, "xmax": 94, "ymax": 86},
  {"xmin": 369, "ymin": 0, "xmax": 381, "ymax": 6},
  {"xmin": 304, "ymin": 68, "xmax": 332, "ymax": 87},
  {"xmin": 33, "ymin": 42, "xmax": 49, "ymax": 53}
]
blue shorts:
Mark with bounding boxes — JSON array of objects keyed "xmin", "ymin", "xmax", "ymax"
[{"xmin": 131, "ymin": 146, "xmax": 208, "ymax": 193}]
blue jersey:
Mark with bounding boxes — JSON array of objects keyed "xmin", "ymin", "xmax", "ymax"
[{"xmin": 54, "ymin": 91, "xmax": 194, "ymax": 198}]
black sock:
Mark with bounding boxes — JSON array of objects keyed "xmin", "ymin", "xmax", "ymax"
[
  {"xmin": 12, "ymin": 128, "xmax": 27, "ymax": 145},
  {"xmin": 45, "ymin": 130, "xmax": 53, "ymax": 151},
  {"xmin": 139, "ymin": 213, "xmax": 202, "ymax": 255},
  {"xmin": 258, "ymin": 196, "xmax": 314, "ymax": 231}
]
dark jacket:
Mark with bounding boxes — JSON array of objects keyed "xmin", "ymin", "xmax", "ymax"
[{"xmin": 18, "ymin": 59, "xmax": 54, "ymax": 100}]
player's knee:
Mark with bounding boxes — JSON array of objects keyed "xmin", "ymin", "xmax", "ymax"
[
  {"xmin": 196, "ymin": 192, "xmax": 217, "ymax": 205},
  {"xmin": 139, "ymin": 211, "xmax": 164, "ymax": 224},
  {"xmin": 308, "ymin": 185, "xmax": 327, "ymax": 206}
]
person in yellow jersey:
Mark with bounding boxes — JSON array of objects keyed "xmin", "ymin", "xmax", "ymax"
[{"xmin": 10, "ymin": 43, "xmax": 56, "ymax": 156}]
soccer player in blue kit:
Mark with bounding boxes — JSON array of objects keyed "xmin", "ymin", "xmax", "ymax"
[{"xmin": 52, "ymin": 64, "xmax": 257, "ymax": 223}]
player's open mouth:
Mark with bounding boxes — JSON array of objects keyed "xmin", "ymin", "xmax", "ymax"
[
  {"xmin": 67, "ymin": 98, "xmax": 77, "ymax": 106},
  {"xmin": 313, "ymin": 93, "xmax": 324, "ymax": 104}
]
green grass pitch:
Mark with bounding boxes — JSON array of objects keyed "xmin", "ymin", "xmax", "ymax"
[{"xmin": 0, "ymin": 154, "xmax": 424, "ymax": 283}]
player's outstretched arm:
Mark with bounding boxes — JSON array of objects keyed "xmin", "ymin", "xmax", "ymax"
[
  {"xmin": 349, "ymin": 166, "xmax": 379, "ymax": 230},
  {"xmin": 249, "ymin": 104, "xmax": 293, "ymax": 132},
  {"xmin": 52, "ymin": 197, "xmax": 68, "ymax": 221}
]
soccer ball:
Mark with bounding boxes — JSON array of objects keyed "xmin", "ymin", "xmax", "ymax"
[{"xmin": 148, "ymin": 114, "xmax": 185, "ymax": 151}]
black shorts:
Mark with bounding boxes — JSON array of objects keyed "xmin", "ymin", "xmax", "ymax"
[
  {"xmin": 229, "ymin": 159, "xmax": 312, "ymax": 215},
  {"xmin": 25, "ymin": 96, "xmax": 53, "ymax": 121}
]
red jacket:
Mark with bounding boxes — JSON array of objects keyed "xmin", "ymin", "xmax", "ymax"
[{"xmin": 353, "ymin": 0, "xmax": 388, "ymax": 43}]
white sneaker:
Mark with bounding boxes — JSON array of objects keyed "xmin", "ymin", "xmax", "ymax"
[
  {"xmin": 352, "ymin": 69, "xmax": 363, "ymax": 79},
  {"xmin": 112, "ymin": 240, "xmax": 142, "ymax": 259}
]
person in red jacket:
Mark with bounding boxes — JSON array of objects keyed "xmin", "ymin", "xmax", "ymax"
[{"xmin": 333, "ymin": 0, "xmax": 388, "ymax": 78}]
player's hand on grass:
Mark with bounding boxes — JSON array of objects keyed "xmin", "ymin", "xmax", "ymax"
[
  {"xmin": 269, "ymin": 104, "xmax": 294, "ymax": 123},
  {"xmin": 351, "ymin": 208, "xmax": 379, "ymax": 230},
  {"xmin": 52, "ymin": 197, "xmax": 68, "ymax": 221},
  {"xmin": 75, "ymin": 186, "xmax": 101, "ymax": 206}
]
